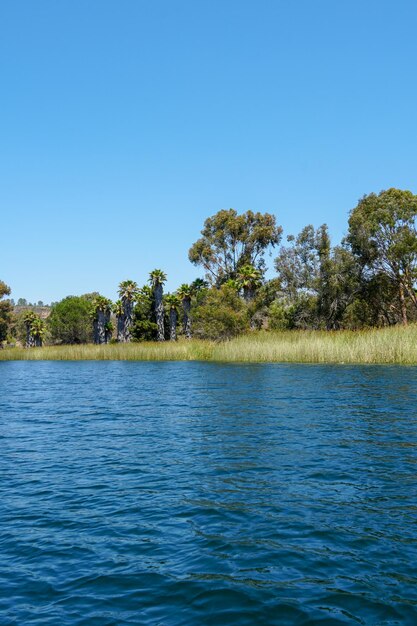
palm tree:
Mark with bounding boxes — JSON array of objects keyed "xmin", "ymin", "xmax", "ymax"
[
  {"xmin": 224, "ymin": 278, "xmax": 239, "ymax": 291},
  {"xmin": 118, "ymin": 280, "xmax": 138, "ymax": 342},
  {"xmin": 30, "ymin": 316, "xmax": 46, "ymax": 347},
  {"xmin": 23, "ymin": 311, "xmax": 45, "ymax": 347},
  {"xmin": 237, "ymin": 264, "xmax": 263, "ymax": 301},
  {"xmin": 177, "ymin": 283, "xmax": 193, "ymax": 339},
  {"xmin": 91, "ymin": 296, "xmax": 113, "ymax": 344},
  {"xmin": 113, "ymin": 300, "xmax": 124, "ymax": 343},
  {"xmin": 165, "ymin": 294, "xmax": 180, "ymax": 341},
  {"xmin": 149, "ymin": 270, "xmax": 167, "ymax": 341},
  {"xmin": 23, "ymin": 311, "xmax": 36, "ymax": 347},
  {"xmin": 191, "ymin": 278, "xmax": 208, "ymax": 292}
]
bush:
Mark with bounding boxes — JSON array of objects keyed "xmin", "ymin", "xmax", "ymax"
[
  {"xmin": 268, "ymin": 299, "xmax": 292, "ymax": 330},
  {"xmin": 192, "ymin": 284, "xmax": 249, "ymax": 340},
  {"xmin": 48, "ymin": 296, "xmax": 92, "ymax": 344}
]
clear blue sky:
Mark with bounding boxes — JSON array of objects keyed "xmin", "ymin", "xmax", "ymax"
[{"xmin": 1, "ymin": 0, "xmax": 417, "ymax": 303}]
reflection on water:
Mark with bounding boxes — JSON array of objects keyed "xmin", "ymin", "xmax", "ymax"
[{"xmin": 0, "ymin": 362, "xmax": 417, "ymax": 625}]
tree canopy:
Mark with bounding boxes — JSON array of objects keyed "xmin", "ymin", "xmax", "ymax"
[
  {"xmin": 189, "ymin": 209, "xmax": 282, "ymax": 285},
  {"xmin": 5, "ymin": 189, "xmax": 417, "ymax": 346},
  {"xmin": 48, "ymin": 296, "xmax": 93, "ymax": 344},
  {"xmin": 347, "ymin": 188, "xmax": 417, "ymax": 324}
]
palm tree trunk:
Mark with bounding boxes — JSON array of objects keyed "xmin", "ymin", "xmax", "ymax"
[
  {"xmin": 183, "ymin": 297, "xmax": 191, "ymax": 339},
  {"xmin": 25, "ymin": 324, "xmax": 35, "ymax": 348},
  {"xmin": 170, "ymin": 309, "xmax": 177, "ymax": 341},
  {"xmin": 94, "ymin": 311, "xmax": 109, "ymax": 344},
  {"xmin": 117, "ymin": 315, "xmax": 124, "ymax": 342},
  {"xmin": 155, "ymin": 284, "xmax": 165, "ymax": 341},
  {"xmin": 104, "ymin": 311, "xmax": 111, "ymax": 344},
  {"xmin": 93, "ymin": 318, "xmax": 99, "ymax": 344},
  {"xmin": 243, "ymin": 286, "xmax": 254, "ymax": 302},
  {"xmin": 122, "ymin": 299, "xmax": 133, "ymax": 342}
]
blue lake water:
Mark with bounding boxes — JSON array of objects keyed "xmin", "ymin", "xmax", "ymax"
[{"xmin": 1, "ymin": 361, "xmax": 417, "ymax": 625}]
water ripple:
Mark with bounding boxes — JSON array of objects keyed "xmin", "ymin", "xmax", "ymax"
[{"xmin": 1, "ymin": 362, "xmax": 417, "ymax": 624}]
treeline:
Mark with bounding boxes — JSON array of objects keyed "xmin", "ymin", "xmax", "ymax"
[{"xmin": 2, "ymin": 187, "xmax": 417, "ymax": 347}]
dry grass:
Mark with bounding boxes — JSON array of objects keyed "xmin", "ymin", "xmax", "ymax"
[
  {"xmin": 213, "ymin": 325, "xmax": 417, "ymax": 364},
  {"xmin": 0, "ymin": 340, "xmax": 214, "ymax": 361},
  {"xmin": 2, "ymin": 325, "xmax": 417, "ymax": 364}
]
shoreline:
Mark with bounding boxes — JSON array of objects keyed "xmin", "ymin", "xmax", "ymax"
[{"xmin": 2, "ymin": 326, "xmax": 417, "ymax": 364}]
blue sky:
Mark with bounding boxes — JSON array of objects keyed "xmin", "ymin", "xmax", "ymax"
[{"xmin": 1, "ymin": 0, "xmax": 417, "ymax": 303}]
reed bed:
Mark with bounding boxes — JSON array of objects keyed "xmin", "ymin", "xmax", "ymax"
[
  {"xmin": 213, "ymin": 325, "xmax": 417, "ymax": 364},
  {"xmin": 2, "ymin": 325, "xmax": 417, "ymax": 363},
  {"xmin": 0, "ymin": 340, "xmax": 214, "ymax": 361}
]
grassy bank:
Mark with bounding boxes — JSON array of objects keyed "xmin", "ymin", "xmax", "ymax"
[
  {"xmin": 2, "ymin": 325, "xmax": 417, "ymax": 363},
  {"xmin": 0, "ymin": 340, "xmax": 214, "ymax": 361},
  {"xmin": 213, "ymin": 325, "xmax": 417, "ymax": 364}
]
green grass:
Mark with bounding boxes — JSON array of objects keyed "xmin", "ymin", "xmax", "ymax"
[
  {"xmin": 2, "ymin": 325, "xmax": 417, "ymax": 363},
  {"xmin": 0, "ymin": 340, "xmax": 214, "ymax": 361}
]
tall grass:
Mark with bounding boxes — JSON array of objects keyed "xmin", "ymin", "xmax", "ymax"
[
  {"xmin": 0, "ymin": 340, "xmax": 214, "ymax": 361},
  {"xmin": 2, "ymin": 325, "xmax": 417, "ymax": 363},
  {"xmin": 213, "ymin": 326, "xmax": 417, "ymax": 364}
]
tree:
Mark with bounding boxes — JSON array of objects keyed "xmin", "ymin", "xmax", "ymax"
[
  {"xmin": 342, "ymin": 273, "xmax": 401, "ymax": 329},
  {"xmin": 237, "ymin": 264, "xmax": 263, "ymax": 301},
  {"xmin": 274, "ymin": 225, "xmax": 361, "ymax": 329},
  {"xmin": 117, "ymin": 280, "xmax": 138, "ymax": 342},
  {"xmin": 0, "ymin": 281, "xmax": 12, "ymax": 345},
  {"xmin": 347, "ymin": 188, "xmax": 417, "ymax": 325},
  {"xmin": 189, "ymin": 209, "xmax": 282, "ymax": 285},
  {"xmin": 177, "ymin": 283, "xmax": 193, "ymax": 339},
  {"xmin": 91, "ymin": 296, "xmax": 113, "ymax": 344},
  {"xmin": 113, "ymin": 300, "xmax": 125, "ymax": 342},
  {"xmin": 30, "ymin": 316, "xmax": 46, "ymax": 347},
  {"xmin": 274, "ymin": 226, "xmax": 319, "ymax": 300},
  {"xmin": 48, "ymin": 296, "xmax": 93, "ymax": 344},
  {"xmin": 320, "ymin": 244, "xmax": 362, "ymax": 329},
  {"xmin": 149, "ymin": 270, "xmax": 167, "ymax": 341},
  {"xmin": 190, "ymin": 278, "xmax": 209, "ymax": 292},
  {"xmin": 23, "ymin": 311, "xmax": 45, "ymax": 347},
  {"xmin": 165, "ymin": 294, "xmax": 180, "ymax": 341},
  {"xmin": 192, "ymin": 284, "xmax": 249, "ymax": 340},
  {"xmin": 131, "ymin": 286, "xmax": 157, "ymax": 341}
]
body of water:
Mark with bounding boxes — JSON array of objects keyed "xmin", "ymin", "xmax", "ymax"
[{"xmin": 1, "ymin": 362, "xmax": 417, "ymax": 625}]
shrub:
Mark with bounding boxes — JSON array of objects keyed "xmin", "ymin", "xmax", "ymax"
[
  {"xmin": 48, "ymin": 296, "xmax": 92, "ymax": 344},
  {"xmin": 192, "ymin": 284, "xmax": 249, "ymax": 340}
]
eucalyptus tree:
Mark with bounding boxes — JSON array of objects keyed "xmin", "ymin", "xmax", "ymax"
[
  {"xmin": 237, "ymin": 264, "xmax": 263, "ymax": 301},
  {"xmin": 274, "ymin": 225, "xmax": 361, "ymax": 330},
  {"xmin": 274, "ymin": 226, "xmax": 320, "ymax": 301},
  {"xmin": 177, "ymin": 283, "xmax": 193, "ymax": 339},
  {"xmin": 189, "ymin": 209, "xmax": 282, "ymax": 285},
  {"xmin": 23, "ymin": 311, "xmax": 45, "ymax": 347},
  {"xmin": 165, "ymin": 294, "xmax": 180, "ymax": 341},
  {"xmin": 91, "ymin": 296, "xmax": 113, "ymax": 344},
  {"xmin": 118, "ymin": 280, "xmax": 138, "ymax": 342},
  {"xmin": 149, "ymin": 270, "xmax": 167, "ymax": 341},
  {"xmin": 347, "ymin": 188, "xmax": 417, "ymax": 325}
]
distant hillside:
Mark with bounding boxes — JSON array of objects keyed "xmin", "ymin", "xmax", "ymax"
[{"xmin": 14, "ymin": 306, "xmax": 51, "ymax": 320}]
